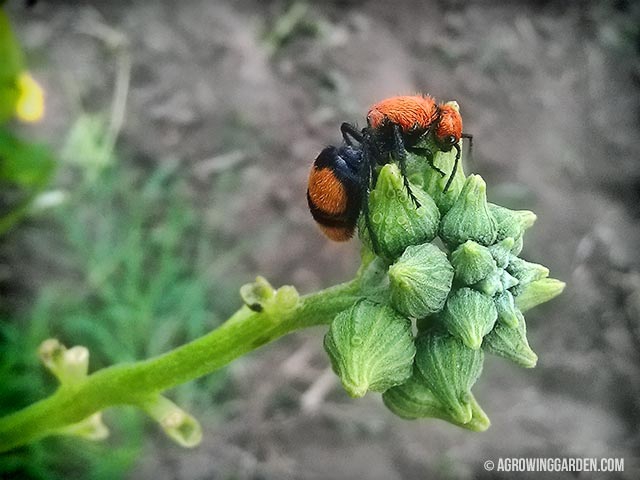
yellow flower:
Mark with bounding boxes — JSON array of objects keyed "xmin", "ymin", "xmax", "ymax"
[{"xmin": 15, "ymin": 72, "xmax": 44, "ymax": 123}]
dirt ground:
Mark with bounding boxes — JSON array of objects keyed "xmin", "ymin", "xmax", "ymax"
[{"xmin": 5, "ymin": 0, "xmax": 640, "ymax": 478}]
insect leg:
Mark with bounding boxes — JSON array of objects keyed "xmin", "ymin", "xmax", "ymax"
[
  {"xmin": 443, "ymin": 143, "xmax": 461, "ymax": 193},
  {"xmin": 341, "ymin": 122, "xmax": 365, "ymax": 146},
  {"xmin": 360, "ymin": 143, "xmax": 382, "ymax": 255},
  {"xmin": 408, "ymin": 146, "xmax": 446, "ymax": 178},
  {"xmin": 392, "ymin": 123, "xmax": 421, "ymax": 208}
]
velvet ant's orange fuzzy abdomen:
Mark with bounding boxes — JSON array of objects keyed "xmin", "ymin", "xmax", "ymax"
[
  {"xmin": 367, "ymin": 95, "xmax": 439, "ymax": 133},
  {"xmin": 307, "ymin": 145, "xmax": 363, "ymax": 243},
  {"xmin": 308, "ymin": 167, "xmax": 356, "ymax": 241},
  {"xmin": 318, "ymin": 224, "xmax": 355, "ymax": 242},
  {"xmin": 307, "ymin": 168, "xmax": 349, "ymax": 217}
]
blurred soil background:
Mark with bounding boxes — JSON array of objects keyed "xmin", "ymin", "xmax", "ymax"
[{"xmin": 1, "ymin": 0, "xmax": 640, "ymax": 479}]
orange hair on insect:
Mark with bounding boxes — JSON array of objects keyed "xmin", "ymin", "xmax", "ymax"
[
  {"xmin": 367, "ymin": 94, "xmax": 439, "ymax": 133},
  {"xmin": 435, "ymin": 101, "xmax": 463, "ymax": 146},
  {"xmin": 318, "ymin": 224, "xmax": 355, "ymax": 242},
  {"xmin": 307, "ymin": 168, "xmax": 349, "ymax": 217}
]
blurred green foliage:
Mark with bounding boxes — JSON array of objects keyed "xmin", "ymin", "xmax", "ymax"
[
  {"xmin": 0, "ymin": 128, "xmax": 56, "ymax": 234},
  {"xmin": 0, "ymin": 113, "xmax": 249, "ymax": 478},
  {"xmin": 1, "ymin": 7, "xmax": 54, "ymax": 233},
  {"xmin": 0, "ymin": 8, "xmax": 24, "ymax": 123},
  {"xmin": 262, "ymin": 1, "xmax": 319, "ymax": 56}
]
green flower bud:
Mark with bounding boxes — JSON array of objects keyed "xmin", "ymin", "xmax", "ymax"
[
  {"xmin": 240, "ymin": 276, "xmax": 299, "ymax": 315},
  {"xmin": 455, "ymin": 390, "xmax": 491, "ymax": 432},
  {"xmin": 473, "ymin": 269, "xmax": 504, "ymax": 297},
  {"xmin": 270, "ymin": 285, "xmax": 300, "ymax": 314},
  {"xmin": 141, "ymin": 395, "xmax": 202, "ymax": 448},
  {"xmin": 419, "ymin": 144, "xmax": 466, "ymax": 214},
  {"xmin": 507, "ymin": 256, "xmax": 549, "ymax": 296},
  {"xmin": 500, "ymin": 269, "xmax": 520, "ymax": 290},
  {"xmin": 483, "ymin": 310, "xmax": 537, "ymax": 368},
  {"xmin": 38, "ymin": 339, "xmax": 68, "ymax": 381},
  {"xmin": 368, "ymin": 163, "xmax": 440, "ymax": 260},
  {"xmin": 441, "ymin": 288, "xmax": 498, "ymax": 349},
  {"xmin": 324, "ymin": 300, "xmax": 415, "ymax": 397},
  {"xmin": 514, "ymin": 278, "xmax": 566, "ymax": 312},
  {"xmin": 240, "ymin": 276, "xmax": 276, "ymax": 312},
  {"xmin": 450, "ymin": 240, "xmax": 497, "ymax": 285},
  {"xmin": 511, "ymin": 235, "xmax": 524, "ymax": 256},
  {"xmin": 161, "ymin": 410, "xmax": 201, "ymax": 448},
  {"xmin": 488, "ymin": 203, "xmax": 536, "ymax": 242},
  {"xmin": 440, "ymin": 175, "xmax": 497, "ymax": 248},
  {"xmin": 389, "ymin": 243, "xmax": 454, "ymax": 318},
  {"xmin": 494, "ymin": 291, "xmax": 519, "ymax": 328},
  {"xmin": 382, "ymin": 373, "xmax": 447, "ymax": 420},
  {"xmin": 415, "ymin": 330, "xmax": 484, "ymax": 424},
  {"xmin": 488, "ymin": 237, "xmax": 515, "ymax": 269},
  {"xmin": 382, "ymin": 373, "xmax": 490, "ymax": 431},
  {"xmin": 38, "ymin": 338, "xmax": 89, "ymax": 385}
]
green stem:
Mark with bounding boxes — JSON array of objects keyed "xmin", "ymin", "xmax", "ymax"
[{"xmin": 0, "ymin": 279, "xmax": 361, "ymax": 452}]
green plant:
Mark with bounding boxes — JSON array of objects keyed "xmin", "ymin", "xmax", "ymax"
[
  {"xmin": 1, "ymin": 7, "xmax": 52, "ymax": 233},
  {"xmin": 0, "ymin": 129, "xmax": 55, "ymax": 234},
  {"xmin": 0, "ymin": 134, "xmax": 564, "ymax": 453},
  {"xmin": 0, "ymin": 7, "xmax": 24, "ymax": 123},
  {"xmin": 0, "ymin": 111, "xmax": 252, "ymax": 477}
]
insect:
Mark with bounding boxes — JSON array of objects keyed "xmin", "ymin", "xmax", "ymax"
[
  {"xmin": 307, "ymin": 145, "xmax": 366, "ymax": 242},
  {"xmin": 364, "ymin": 94, "xmax": 469, "ymax": 194},
  {"xmin": 307, "ymin": 94, "xmax": 471, "ymax": 246}
]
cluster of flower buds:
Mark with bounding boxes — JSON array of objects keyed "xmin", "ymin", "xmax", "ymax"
[{"xmin": 324, "ymin": 143, "xmax": 564, "ymax": 431}]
